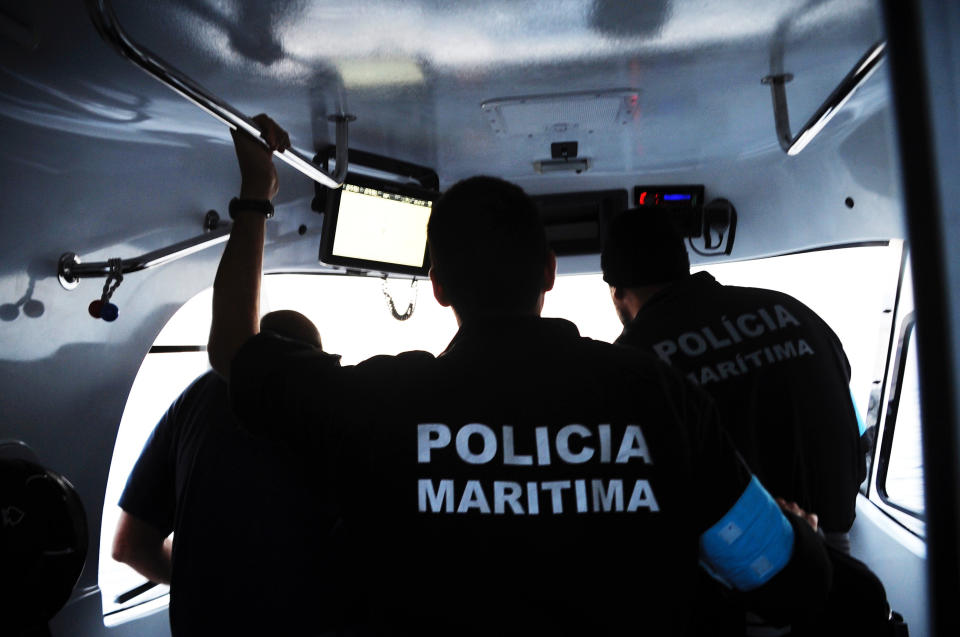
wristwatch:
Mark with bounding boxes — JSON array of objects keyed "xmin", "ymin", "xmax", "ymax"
[{"xmin": 229, "ymin": 197, "xmax": 274, "ymax": 220}]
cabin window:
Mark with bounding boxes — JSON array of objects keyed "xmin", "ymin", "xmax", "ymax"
[
  {"xmin": 99, "ymin": 241, "xmax": 902, "ymax": 623},
  {"xmin": 871, "ymin": 253, "xmax": 926, "ymax": 536},
  {"xmin": 879, "ymin": 316, "xmax": 925, "ymax": 518},
  {"xmin": 98, "ymin": 291, "xmax": 214, "ymax": 623}
]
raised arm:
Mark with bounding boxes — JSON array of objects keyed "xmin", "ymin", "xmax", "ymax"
[
  {"xmin": 208, "ymin": 114, "xmax": 290, "ymax": 377},
  {"xmin": 112, "ymin": 511, "xmax": 173, "ymax": 585}
]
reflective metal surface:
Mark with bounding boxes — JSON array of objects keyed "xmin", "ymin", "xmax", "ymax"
[
  {"xmin": 85, "ymin": 0, "xmax": 352, "ymax": 188},
  {"xmin": 763, "ymin": 40, "xmax": 887, "ymax": 155},
  {"xmin": 58, "ymin": 224, "xmax": 230, "ymax": 289},
  {"xmin": 97, "ymin": 0, "xmax": 883, "ymax": 178}
]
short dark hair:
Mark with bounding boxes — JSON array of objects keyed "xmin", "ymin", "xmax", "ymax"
[
  {"xmin": 260, "ymin": 310, "xmax": 322, "ymax": 349},
  {"xmin": 601, "ymin": 208, "xmax": 690, "ymax": 288},
  {"xmin": 427, "ymin": 176, "xmax": 549, "ymax": 316}
]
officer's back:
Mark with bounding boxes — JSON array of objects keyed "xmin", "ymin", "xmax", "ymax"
[
  {"xmin": 601, "ymin": 209, "xmax": 864, "ymax": 541},
  {"xmin": 215, "ymin": 158, "xmax": 830, "ymax": 634},
  {"xmin": 316, "ymin": 315, "xmax": 716, "ymax": 635}
]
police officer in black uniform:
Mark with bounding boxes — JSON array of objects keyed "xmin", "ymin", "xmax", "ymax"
[
  {"xmin": 113, "ymin": 311, "xmax": 345, "ymax": 636},
  {"xmin": 208, "ymin": 115, "xmax": 832, "ymax": 635},
  {"xmin": 601, "ymin": 209, "xmax": 866, "ymax": 552}
]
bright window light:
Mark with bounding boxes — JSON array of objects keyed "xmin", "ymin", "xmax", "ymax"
[{"xmin": 100, "ymin": 243, "xmax": 902, "ymax": 621}]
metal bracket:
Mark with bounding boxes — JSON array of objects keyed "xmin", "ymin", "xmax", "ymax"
[
  {"xmin": 762, "ymin": 41, "xmax": 886, "ymax": 156},
  {"xmin": 84, "ymin": 0, "xmax": 354, "ymax": 188},
  {"xmin": 58, "ymin": 212, "xmax": 231, "ymax": 290}
]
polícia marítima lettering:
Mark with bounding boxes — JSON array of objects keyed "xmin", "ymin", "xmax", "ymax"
[{"xmin": 416, "ymin": 423, "xmax": 659, "ymax": 516}]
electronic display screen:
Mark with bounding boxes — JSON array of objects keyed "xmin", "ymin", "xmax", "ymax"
[
  {"xmin": 320, "ymin": 176, "xmax": 438, "ymax": 276},
  {"xmin": 633, "ymin": 185, "xmax": 705, "ymax": 237}
]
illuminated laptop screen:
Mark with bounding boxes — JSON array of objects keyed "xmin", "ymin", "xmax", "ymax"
[{"xmin": 326, "ymin": 183, "xmax": 433, "ymax": 273}]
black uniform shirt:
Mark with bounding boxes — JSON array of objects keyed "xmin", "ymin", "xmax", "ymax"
[
  {"xmin": 232, "ymin": 316, "xmax": 766, "ymax": 635},
  {"xmin": 616, "ymin": 271, "xmax": 865, "ymax": 532},
  {"xmin": 119, "ymin": 372, "xmax": 340, "ymax": 636}
]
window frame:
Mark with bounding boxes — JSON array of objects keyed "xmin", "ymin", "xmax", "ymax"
[
  {"xmin": 99, "ymin": 346, "xmax": 212, "ymax": 624},
  {"xmin": 875, "ymin": 313, "xmax": 926, "ymax": 521},
  {"xmin": 865, "ymin": 248, "xmax": 927, "ymax": 540}
]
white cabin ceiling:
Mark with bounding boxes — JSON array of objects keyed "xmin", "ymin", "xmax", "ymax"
[
  {"xmin": 0, "ymin": 0, "xmax": 898, "ymax": 289},
  {"xmin": 1, "ymin": 0, "xmax": 885, "ymax": 183}
]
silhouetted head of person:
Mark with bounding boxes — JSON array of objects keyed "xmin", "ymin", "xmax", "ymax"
[
  {"xmin": 601, "ymin": 208, "xmax": 690, "ymax": 289},
  {"xmin": 427, "ymin": 176, "xmax": 555, "ymax": 321},
  {"xmin": 601, "ymin": 209, "xmax": 691, "ymax": 324},
  {"xmin": 259, "ymin": 310, "xmax": 322, "ymax": 349}
]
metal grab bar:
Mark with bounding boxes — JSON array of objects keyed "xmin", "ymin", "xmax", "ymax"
[
  {"xmin": 84, "ymin": 0, "xmax": 353, "ymax": 188},
  {"xmin": 58, "ymin": 212, "xmax": 230, "ymax": 290},
  {"xmin": 762, "ymin": 40, "xmax": 886, "ymax": 156},
  {"xmin": 114, "ymin": 580, "xmax": 159, "ymax": 605}
]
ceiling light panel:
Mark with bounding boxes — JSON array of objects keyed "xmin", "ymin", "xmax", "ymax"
[{"xmin": 481, "ymin": 89, "xmax": 639, "ymax": 137}]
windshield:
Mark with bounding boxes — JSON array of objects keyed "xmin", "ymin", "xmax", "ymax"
[{"xmin": 99, "ymin": 242, "xmax": 901, "ymax": 621}]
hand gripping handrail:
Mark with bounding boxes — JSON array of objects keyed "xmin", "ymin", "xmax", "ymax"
[
  {"xmin": 762, "ymin": 40, "xmax": 886, "ymax": 156},
  {"xmin": 84, "ymin": 0, "xmax": 353, "ymax": 188}
]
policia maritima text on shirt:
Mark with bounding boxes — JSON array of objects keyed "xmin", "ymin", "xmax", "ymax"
[
  {"xmin": 601, "ymin": 210, "xmax": 865, "ymax": 550},
  {"xmin": 207, "ymin": 114, "xmax": 832, "ymax": 635}
]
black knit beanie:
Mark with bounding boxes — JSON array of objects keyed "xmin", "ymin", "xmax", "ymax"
[{"xmin": 601, "ymin": 208, "xmax": 690, "ymax": 287}]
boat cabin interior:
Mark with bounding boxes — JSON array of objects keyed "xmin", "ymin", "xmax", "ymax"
[{"xmin": 1, "ymin": 0, "xmax": 958, "ymax": 635}]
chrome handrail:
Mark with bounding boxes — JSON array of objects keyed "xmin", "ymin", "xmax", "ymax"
[
  {"xmin": 762, "ymin": 40, "xmax": 886, "ymax": 156},
  {"xmin": 84, "ymin": 0, "xmax": 352, "ymax": 188},
  {"xmin": 58, "ymin": 212, "xmax": 231, "ymax": 290}
]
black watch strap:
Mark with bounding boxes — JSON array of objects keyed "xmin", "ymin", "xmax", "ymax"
[{"xmin": 229, "ymin": 197, "xmax": 274, "ymax": 220}]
